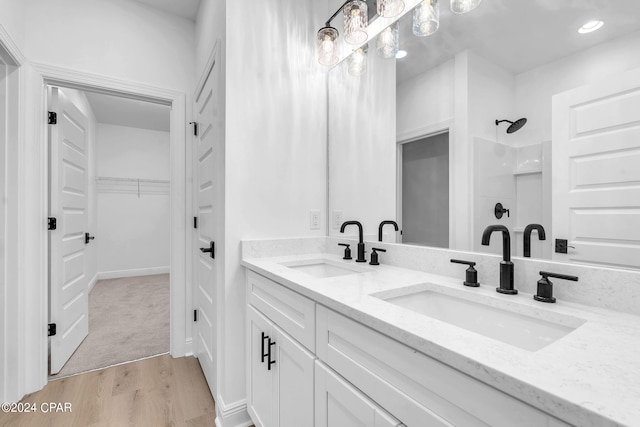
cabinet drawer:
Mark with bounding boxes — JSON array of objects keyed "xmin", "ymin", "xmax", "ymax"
[
  {"xmin": 316, "ymin": 360, "xmax": 403, "ymax": 427},
  {"xmin": 316, "ymin": 306, "xmax": 567, "ymax": 427},
  {"xmin": 247, "ymin": 270, "xmax": 315, "ymax": 351}
]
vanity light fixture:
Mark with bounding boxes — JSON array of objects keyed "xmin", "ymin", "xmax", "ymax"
[
  {"xmin": 396, "ymin": 49, "xmax": 408, "ymax": 59},
  {"xmin": 317, "ymin": 0, "xmax": 369, "ymax": 66},
  {"xmin": 578, "ymin": 20, "xmax": 604, "ymax": 34},
  {"xmin": 317, "ymin": 27, "xmax": 339, "ymax": 66},
  {"xmin": 377, "ymin": 0, "xmax": 405, "ymax": 18},
  {"xmin": 344, "ymin": 0, "xmax": 369, "ymax": 45},
  {"xmin": 413, "ymin": 0, "xmax": 440, "ymax": 37},
  {"xmin": 377, "ymin": 22, "xmax": 399, "ymax": 58},
  {"xmin": 348, "ymin": 44, "xmax": 369, "ymax": 76},
  {"xmin": 450, "ymin": 0, "xmax": 482, "ymax": 14}
]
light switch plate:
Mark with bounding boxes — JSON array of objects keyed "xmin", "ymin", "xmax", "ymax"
[
  {"xmin": 310, "ymin": 210, "xmax": 321, "ymax": 230},
  {"xmin": 332, "ymin": 211, "xmax": 343, "ymax": 229}
]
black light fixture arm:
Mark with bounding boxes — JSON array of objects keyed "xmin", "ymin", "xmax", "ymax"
[{"xmin": 324, "ymin": 0, "xmax": 352, "ymax": 28}]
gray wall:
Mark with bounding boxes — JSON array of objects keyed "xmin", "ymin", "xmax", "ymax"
[{"xmin": 402, "ymin": 132, "xmax": 449, "ymax": 247}]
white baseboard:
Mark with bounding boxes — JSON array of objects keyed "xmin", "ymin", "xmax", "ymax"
[
  {"xmin": 97, "ymin": 266, "xmax": 170, "ymax": 280},
  {"xmin": 215, "ymin": 398, "xmax": 252, "ymax": 427},
  {"xmin": 183, "ymin": 338, "xmax": 193, "ymax": 357},
  {"xmin": 88, "ymin": 273, "xmax": 99, "ymax": 292}
]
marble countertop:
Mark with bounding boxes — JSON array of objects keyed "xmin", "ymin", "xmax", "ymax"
[{"xmin": 242, "ymin": 253, "xmax": 640, "ymax": 427}]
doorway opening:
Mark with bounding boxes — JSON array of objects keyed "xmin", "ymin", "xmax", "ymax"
[
  {"xmin": 398, "ymin": 131, "xmax": 450, "ymax": 247},
  {"xmin": 47, "ymin": 86, "xmax": 172, "ymax": 379}
]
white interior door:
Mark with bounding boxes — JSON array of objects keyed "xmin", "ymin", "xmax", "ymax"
[
  {"xmin": 552, "ymin": 67, "xmax": 640, "ymax": 269},
  {"xmin": 193, "ymin": 56, "xmax": 220, "ymax": 392},
  {"xmin": 49, "ymin": 87, "xmax": 90, "ymax": 374}
]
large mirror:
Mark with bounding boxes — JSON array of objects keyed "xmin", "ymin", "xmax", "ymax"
[{"xmin": 328, "ymin": 0, "xmax": 640, "ymax": 270}]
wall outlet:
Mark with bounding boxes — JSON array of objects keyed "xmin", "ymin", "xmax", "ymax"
[
  {"xmin": 332, "ymin": 211, "xmax": 343, "ymax": 229},
  {"xmin": 310, "ymin": 210, "xmax": 321, "ymax": 230}
]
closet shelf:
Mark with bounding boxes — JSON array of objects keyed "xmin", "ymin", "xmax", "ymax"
[
  {"xmin": 96, "ymin": 176, "xmax": 170, "ymax": 196},
  {"xmin": 513, "ymin": 168, "xmax": 542, "ymax": 176}
]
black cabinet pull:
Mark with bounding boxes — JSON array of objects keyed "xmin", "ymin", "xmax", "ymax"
[
  {"xmin": 200, "ymin": 241, "xmax": 215, "ymax": 259},
  {"xmin": 261, "ymin": 332, "xmax": 269, "ymax": 363},
  {"xmin": 267, "ymin": 338, "xmax": 276, "ymax": 370}
]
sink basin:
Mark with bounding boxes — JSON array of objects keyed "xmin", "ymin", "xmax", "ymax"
[
  {"xmin": 280, "ymin": 259, "xmax": 371, "ymax": 279},
  {"xmin": 378, "ymin": 288, "xmax": 584, "ymax": 351}
]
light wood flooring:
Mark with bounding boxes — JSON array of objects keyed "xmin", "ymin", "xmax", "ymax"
[{"xmin": 0, "ymin": 354, "xmax": 216, "ymax": 427}]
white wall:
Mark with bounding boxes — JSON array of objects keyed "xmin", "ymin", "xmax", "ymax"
[
  {"xmin": 195, "ymin": 0, "xmax": 329, "ymax": 420},
  {"xmin": 96, "ymin": 124, "xmax": 170, "ymax": 276},
  {"xmin": 24, "ymin": 0, "xmax": 195, "ymax": 94},
  {"xmin": 0, "ymin": 0, "xmax": 25, "ymax": 53},
  {"xmin": 397, "ymin": 59, "xmax": 455, "ymax": 138},
  {"xmin": 328, "ymin": 48, "xmax": 396, "ymax": 238}
]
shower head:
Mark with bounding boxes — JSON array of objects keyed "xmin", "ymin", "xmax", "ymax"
[{"xmin": 495, "ymin": 118, "xmax": 527, "ymax": 134}]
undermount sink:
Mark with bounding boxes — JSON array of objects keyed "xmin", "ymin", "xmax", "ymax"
[
  {"xmin": 377, "ymin": 287, "xmax": 585, "ymax": 351},
  {"xmin": 280, "ymin": 259, "xmax": 371, "ymax": 279}
]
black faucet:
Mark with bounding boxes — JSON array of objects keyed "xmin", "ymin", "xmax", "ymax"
[
  {"xmin": 378, "ymin": 220, "xmax": 398, "ymax": 242},
  {"xmin": 481, "ymin": 225, "xmax": 517, "ymax": 295},
  {"xmin": 523, "ymin": 224, "xmax": 546, "ymax": 258},
  {"xmin": 340, "ymin": 221, "xmax": 366, "ymax": 263}
]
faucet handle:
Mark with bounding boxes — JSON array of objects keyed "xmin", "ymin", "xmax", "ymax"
[
  {"xmin": 450, "ymin": 259, "xmax": 479, "ymax": 287},
  {"xmin": 534, "ymin": 271, "xmax": 578, "ymax": 303},
  {"xmin": 338, "ymin": 243, "xmax": 352, "ymax": 260},
  {"xmin": 369, "ymin": 248, "xmax": 386, "ymax": 266}
]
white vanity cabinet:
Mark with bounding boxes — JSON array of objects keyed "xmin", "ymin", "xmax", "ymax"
[
  {"xmin": 246, "ymin": 271, "xmax": 317, "ymax": 427},
  {"xmin": 315, "ymin": 360, "xmax": 403, "ymax": 427},
  {"xmin": 247, "ymin": 305, "xmax": 315, "ymax": 427},
  {"xmin": 245, "ymin": 269, "xmax": 572, "ymax": 427},
  {"xmin": 316, "ymin": 306, "xmax": 572, "ymax": 427}
]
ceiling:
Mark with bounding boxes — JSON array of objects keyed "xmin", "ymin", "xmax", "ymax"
[
  {"xmin": 395, "ymin": 0, "xmax": 640, "ymax": 83},
  {"xmin": 85, "ymin": 91, "xmax": 170, "ymax": 132},
  {"xmin": 130, "ymin": 0, "xmax": 202, "ymax": 21}
]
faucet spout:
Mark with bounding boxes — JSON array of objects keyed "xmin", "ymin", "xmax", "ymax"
[
  {"xmin": 378, "ymin": 220, "xmax": 398, "ymax": 242},
  {"xmin": 523, "ymin": 224, "xmax": 546, "ymax": 258},
  {"xmin": 481, "ymin": 225, "xmax": 511, "ymax": 262},
  {"xmin": 340, "ymin": 221, "xmax": 366, "ymax": 262},
  {"xmin": 481, "ymin": 225, "xmax": 517, "ymax": 295}
]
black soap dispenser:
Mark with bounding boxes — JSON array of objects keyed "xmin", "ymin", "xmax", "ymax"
[
  {"xmin": 338, "ymin": 243, "xmax": 352, "ymax": 260},
  {"xmin": 369, "ymin": 248, "xmax": 386, "ymax": 265}
]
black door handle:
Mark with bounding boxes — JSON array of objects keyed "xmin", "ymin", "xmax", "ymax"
[
  {"xmin": 267, "ymin": 338, "xmax": 276, "ymax": 370},
  {"xmin": 261, "ymin": 332, "xmax": 269, "ymax": 363},
  {"xmin": 200, "ymin": 241, "xmax": 215, "ymax": 259},
  {"xmin": 85, "ymin": 233, "xmax": 95, "ymax": 244}
]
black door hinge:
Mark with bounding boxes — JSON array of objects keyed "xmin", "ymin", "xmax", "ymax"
[
  {"xmin": 193, "ymin": 216, "xmax": 198, "ymax": 229},
  {"xmin": 48, "ymin": 111, "xmax": 57, "ymax": 125},
  {"xmin": 189, "ymin": 121, "xmax": 198, "ymax": 136},
  {"xmin": 48, "ymin": 323, "xmax": 57, "ymax": 337},
  {"xmin": 193, "ymin": 309, "xmax": 198, "ymax": 322},
  {"xmin": 48, "ymin": 217, "xmax": 57, "ymax": 230}
]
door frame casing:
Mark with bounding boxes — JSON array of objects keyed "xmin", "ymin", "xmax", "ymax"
[
  {"xmin": 0, "ymin": 27, "xmax": 24, "ymax": 404},
  {"xmin": 26, "ymin": 62, "xmax": 189, "ymax": 389}
]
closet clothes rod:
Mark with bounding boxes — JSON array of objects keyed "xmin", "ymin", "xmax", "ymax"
[
  {"xmin": 96, "ymin": 176, "xmax": 170, "ymax": 198},
  {"xmin": 96, "ymin": 176, "xmax": 170, "ymax": 184}
]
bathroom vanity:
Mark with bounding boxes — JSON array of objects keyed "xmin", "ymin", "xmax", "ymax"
[{"xmin": 242, "ymin": 238, "xmax": 640, "ymax": 427}]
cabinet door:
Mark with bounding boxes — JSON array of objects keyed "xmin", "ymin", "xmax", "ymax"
[
  {"xmin": 315, "ymin": 361, "xmax": 403, "ymax": 427},
  {"xmin": 247, "ymin": 306, "xmax": 275, "ymax": 427},
  {"xmin": 273, "ymin": 325, "xmax": 315, "ymax": 427}
]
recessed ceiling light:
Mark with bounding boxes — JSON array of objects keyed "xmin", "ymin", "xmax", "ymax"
[
  {"xmin": 396, "ymin": 50, "xmax": 407, "ymax": 59},
  {"xmin": 578, "ymin": 20, "xmax": 604, "ymax": 34}
]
